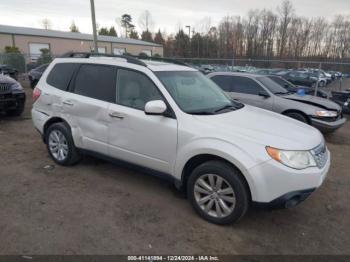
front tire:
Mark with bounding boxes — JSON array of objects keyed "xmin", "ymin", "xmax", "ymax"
[
  {"xmin": 284, "ymin": 112, "xmax": 308, "ymax": 124},
  {"xmin": 187, "ymin": 161, "xmax": 249, "ymax": 225},
  {"xmin": 45, "ymin": 122, "xmax": 81, "ymax": 166}
]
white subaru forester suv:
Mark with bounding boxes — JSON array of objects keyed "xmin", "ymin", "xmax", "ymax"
[{"xmin": 32, "ymin": 53, "xmax": 330, "ymax": 224}]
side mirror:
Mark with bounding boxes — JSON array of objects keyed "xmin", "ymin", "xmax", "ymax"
[
  {"xmin": 258, "ymin": 91, "xmax": 270, "ymax": 98},
  {"xmin": 145, "ymin": 100, "xmax": 167, "ymax": 115}
]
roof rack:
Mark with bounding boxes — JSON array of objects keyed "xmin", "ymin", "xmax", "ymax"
[
  {"xmin": 137, "ymin": 56, "xmax": 189, "ymax": 66},
  {"xmin": 60, "ymin": 52, "xmax": 147, "ymax": 67}
]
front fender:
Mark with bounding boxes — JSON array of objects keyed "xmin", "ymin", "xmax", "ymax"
[{"xmin": 174, "ymin": 137, "xmax": 270, "ymax": 199}]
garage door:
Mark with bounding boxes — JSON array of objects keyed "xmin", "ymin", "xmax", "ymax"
[{"xmin": 29, "ymin": 43, "xmax": 50, "ymax": 61}]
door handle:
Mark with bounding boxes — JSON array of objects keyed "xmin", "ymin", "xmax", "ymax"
[
  {"xmin": 63, "ymin": 100, "xmax": 74, "ymax": 106},
  {"xmin": 109, "ymin": 111, "xmax": 125, "ymax": 119}
]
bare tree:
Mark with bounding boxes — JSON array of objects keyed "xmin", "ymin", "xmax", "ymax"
[
  {"xmin": 277, "ymin": 0, "xmax": 294, "ymax": 57},
  {"xmin": 138, "ymin": 10, "xmax": 154, "ymax": 32},
  {"xmin": 163, "ymin": 1, "xmax": 350, "ymax": 61},
  {"xmin": 41, "ymin": 18, "xmax": 52, "ymax": 30}
]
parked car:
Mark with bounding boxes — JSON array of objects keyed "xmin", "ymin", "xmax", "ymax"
[
  {"xmin": 331, "ymin": 91, "xmax": 350, "ymax": 114},
  {"xmin": 0, "ymin": 74, "xmax": 26, "ymax": 116},
  {"xmin": 267, "ymin": 75, "xmax": 330, "ymax": 99},
  {"xmin": 0, "ymin": 64, "xmax": 18, "ymax": 80},
  {"xmin": 32, "ymin": 54, "xmax": 330, "ymax": 225},
  {"xmin": 277, "ymin": 70, "xmax": 328, "ymax": 87},
  {"xmin": 313, "ymin": 69, "xmax": 332, "ymax": 84},
  {"xmin": 28, "ymin": 63, "xmax": 49, "ymax": 88},
  {"xmin": 209, "ymin": 72, "xmax": 345, "ymax": 133}
]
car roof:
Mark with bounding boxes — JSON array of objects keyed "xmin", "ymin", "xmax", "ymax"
[
  {"xmin": 51, "ymin": 57, "xmax": 196, "ymax": 72},
  {"xmin": 208, "ymin": 72, "xmax": 262, "ymax": 78},
  {"xmin": 142, "ymin": 60, "xmax": 196, "ymax": 72}
]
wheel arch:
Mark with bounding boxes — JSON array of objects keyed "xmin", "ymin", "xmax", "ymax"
[
  {"xmin": 282, "ymin": 109, "xmax": 311, "ymax": 124},
  {"xmin": 43, "ymin": 117, "xmax": 71, "ymax": 143},
  {"xmin": 179, "ymin": 154, "xmax": 252, "ymax": 201}
]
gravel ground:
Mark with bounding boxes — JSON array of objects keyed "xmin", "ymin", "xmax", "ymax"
[{"xmin": 0, "ymin": 79, "xmax": 349, "ymax": 255}]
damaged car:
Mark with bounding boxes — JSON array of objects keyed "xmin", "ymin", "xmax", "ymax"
[
  {"xmin": 0, "ymin": 73, "xmax": 25, "ymax": 116},
  {"xmin": 209, "ymin": 72, "xmax": 346, "ymax": 133}
]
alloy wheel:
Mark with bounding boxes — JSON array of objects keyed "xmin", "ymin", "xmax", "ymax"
[
  {"xmin": 48, "ymin": 130, "xmax": 68, "ymax": 161},
  {"xmin": 194, "ymin": 174, "xmax": 236, "ymax": 218}
]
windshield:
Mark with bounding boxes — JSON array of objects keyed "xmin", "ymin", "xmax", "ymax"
[
  {"xmin": 268, "ymin": 76, "xmax": 296, "ymax": 88},
  {"xmin": 155, "ymin": 71, "xmax": 243, "ymax": 114},
  {"xmin": 257, "ymin": 76, "xmax": 290, "ymax": 95}
]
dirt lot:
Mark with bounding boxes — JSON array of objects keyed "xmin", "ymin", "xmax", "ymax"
[{"xmin": 0, "ymin": 80, "xmax": 349, "ymax": 255}]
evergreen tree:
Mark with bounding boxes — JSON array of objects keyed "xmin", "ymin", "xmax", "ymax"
[
  {"xmin": 69, "ymin": 21, "xmax": 79, "ymax": 32},
  {"xmin": 141, "ymin": 30, "xmax": 153, "ymax": 42},
  {"xmin": 154, "ymin": 30, "xmax": 165, "ymax": 45}
]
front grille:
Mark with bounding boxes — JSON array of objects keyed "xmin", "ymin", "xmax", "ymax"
[
  {"xmin": 311, "ymin": 142, "xmax": 328, "ymax": 169},
  {"xmin": 0, "ymin": 82, "xmax": 11, "ymax": 93}
]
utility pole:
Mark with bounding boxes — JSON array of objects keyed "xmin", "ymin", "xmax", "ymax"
[
  {"xmin": 314, "ymin": 63, "xmax": 321, "ymax": 97},
  {"xmin": 90, "ymin": 0, "xmax": 98, "ymax": 54},
  {"xmin": 186, "ymin": 25, "xmax": 191, "ymax": 57},
  {"xmin": 186, "ymin": 25, "xmax": 191, "ymax": 38}
]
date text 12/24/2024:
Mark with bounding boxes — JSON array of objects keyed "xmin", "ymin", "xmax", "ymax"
[{"xmin": 127, "ymin": 255, "xmax": 220, "ymax": 261}]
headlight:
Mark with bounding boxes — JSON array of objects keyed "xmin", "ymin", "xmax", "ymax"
[
  {"xmin": 11, "ymin": 82, "xmax": 23, "ymax": 91},
  {"xmin": 315, "ymin": 110, "xmax": 337, "ymax": 117},
  {"xmin": 266, "ymin": 146, "xmax": 316, "ymax": 170}
]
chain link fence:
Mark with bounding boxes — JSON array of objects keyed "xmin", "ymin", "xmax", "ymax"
[
  {"xmin": 165, "ymin": 57, "xmax": 350, "ymax": 92},
  {"xmin": 0, "ymin": 53, "xmax": 56, "ymax": 73},
  {"xmin": 1, "ymin": 53, "xmax": 350, "ymax": 91},
  {"xmin": 170, "ymin": 57, "xmax": 350, "ymax": 74}
]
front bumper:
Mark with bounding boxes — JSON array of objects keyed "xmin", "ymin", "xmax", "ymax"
[
  {"xmin": 246, "ymin": 149, "xmax": 330, "ymax": 204},
  {"xmin": 311, "ymin": 117, "xmax": 346, "ymax": 132},
  {"xmin": 0, "ymin": 92, "xmax": 25, "ymax": 110},
  {"xmin": 253, "ymin": 188, "xmax": 316, "ymax": 209}
]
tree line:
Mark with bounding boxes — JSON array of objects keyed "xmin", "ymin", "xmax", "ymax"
[
  {"xmin": 164, "ymin": 0, "xmax": 350, "ymax": 60},
  {"xmin": 46, "ymin": 0, "xmax": 350, "ymax": 60}
]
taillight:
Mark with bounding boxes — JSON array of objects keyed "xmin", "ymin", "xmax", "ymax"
[{"xmin": 33, "ymin": 87, "xmax": 41, "ymax": 103}]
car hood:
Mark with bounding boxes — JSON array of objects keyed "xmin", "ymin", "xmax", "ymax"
[
  {"xmin": 281, "ymin": 94, "xmax": 341, "ymax": 111},
  {"xmin": 193, "ymin": 105, "xmax": 323, "ymax": 150},
  {"xmin": 0, "ymin": 74, "xmax": 16, "ymax": 84}
]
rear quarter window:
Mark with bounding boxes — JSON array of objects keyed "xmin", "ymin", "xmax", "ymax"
[{"xmin": 46, "ymin": 63, "xmax": 79, "ymax": 91}]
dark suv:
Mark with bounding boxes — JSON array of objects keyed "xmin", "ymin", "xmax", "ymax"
[
  {"xmin": 28, "ymin": 64, "xmax": 49, "ymax": 88},
  {"xmin": 0, "ymin": 74, "xmax": 26, "ymax": 116},
  {"xmin": 0, "ymin": 64, "xmax": 19, "ymax": 80}
]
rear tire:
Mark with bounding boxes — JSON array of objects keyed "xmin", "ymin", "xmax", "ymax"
[
  {"xmin": 284, "ymin": 112, "xmax": 308, "ymax": 124},
  {"xmin": 45, "ymin": 122, "xmax": 81, "ymax": 166},
  {"xmin": 187, "ymin": 160, "xmax": 249, "ymax": 225}
]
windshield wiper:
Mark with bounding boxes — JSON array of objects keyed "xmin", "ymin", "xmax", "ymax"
[
  {"xmin": 187, "ymin": 110, "xmax": 215, "ymax": 115},
  {"xmin": 274, "ymin": 92, "xmax": 289, "ymax": 95},
  {"xmin": 214, "ymin": 104, "xmax": 237, "ymax": 113}
]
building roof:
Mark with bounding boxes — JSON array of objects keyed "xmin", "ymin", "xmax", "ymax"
[{"xmin": 0, "ymin": 24, "xmax": 162, "ymax": 47}]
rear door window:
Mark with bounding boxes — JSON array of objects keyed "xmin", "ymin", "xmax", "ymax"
[
  {"xmin": 73, "ymin": 64, "xmax": 116, "ymax": 103},
  {"xmin": 211, "ymin": 75, "xmax": 234, "ymax": 92},
  {"xmin": 47, "ymin": 63, "xmax": 79, "ymax": 91},
  {"xmin": 230, "ymin": 76, "xmax": 264, "ymax": 95}
]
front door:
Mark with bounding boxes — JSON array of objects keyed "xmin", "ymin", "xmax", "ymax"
[{"xmin": 108, "ymin": 68, "xmax": 177, "ymax": 174}]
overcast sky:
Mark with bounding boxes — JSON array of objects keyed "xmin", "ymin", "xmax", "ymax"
[{"xmin": 1, "ymin": 0, "xmax": 349, "ymax": 36}]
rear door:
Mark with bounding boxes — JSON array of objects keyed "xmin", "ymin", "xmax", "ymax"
[
  {"xmin": 42, "ymin": 63, "xmax": 80, "ymax": 116},
  {"xmin": 228, "ymin": 76, "xmax": 273, "ymax": 110},
  {"xmin": 64, "ymin": 64, "xmax": 116, "ymax": 154}
]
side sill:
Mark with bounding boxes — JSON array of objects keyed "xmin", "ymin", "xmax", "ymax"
[{"xmin": 78, "ymin": 148, "xmax": 181, "ymax": 186}]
